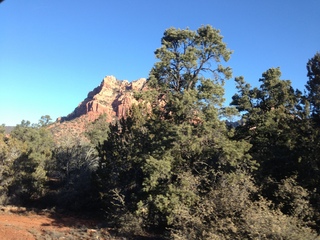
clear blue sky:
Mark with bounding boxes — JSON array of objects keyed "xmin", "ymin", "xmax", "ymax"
[{"xmin": 1, "ymin": 0, "xmax": 319, "ymax": 126}]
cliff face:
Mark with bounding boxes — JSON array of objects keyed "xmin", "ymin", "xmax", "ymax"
[{"xmin": 57, "ymin": 76, "xmax": 147, "ymax": 123}]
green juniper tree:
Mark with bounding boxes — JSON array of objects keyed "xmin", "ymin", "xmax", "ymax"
[
  {"xmin": 85, "ymin": 113, "xmax": 110, "ymax": 146},
  {"xmin": 230, "ymin": 67, "xmax": 320, "ymax": 233},
  {"xmin": 8, "ymin": 118, "xmax": 54, "ymax": 205},
  {"xmin": 231, "ymin": 67, "xmax": 303, "ymax": 181},
  {"xmin": 38, "ymin": 115, "xmax": 52, "ymax": 127}
]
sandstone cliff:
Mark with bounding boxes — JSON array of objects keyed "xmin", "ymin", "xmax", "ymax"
[
  {"xmin": 57, "ymin": 76, "xmax": 146, "ymax": 123},
  {"xmin": 49, "ymin": 76, "xmax": 146, "ymax": 143}
]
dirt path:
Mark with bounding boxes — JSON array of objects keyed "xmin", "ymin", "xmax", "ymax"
[{"xmin": 0, "ymin": 206, "xmax": 110, "ymax": 240}]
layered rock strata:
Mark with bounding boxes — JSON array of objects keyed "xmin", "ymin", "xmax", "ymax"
[{"xmin": 57, "ymin": 76, "xmax": 146, "ymax": 123}]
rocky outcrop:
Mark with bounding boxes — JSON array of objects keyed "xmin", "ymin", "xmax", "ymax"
[{"xmin": 57, "ymin": 76, "xmax": 146, "ymax": 123}]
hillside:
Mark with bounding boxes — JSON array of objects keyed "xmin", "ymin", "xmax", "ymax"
[
  {"xmin": 4, "ymin": 126, "xmax": 14, "ymax": 134},
  {"xmin": 49, "ymin": 75, "xmax": 146, "ymax": 142}
]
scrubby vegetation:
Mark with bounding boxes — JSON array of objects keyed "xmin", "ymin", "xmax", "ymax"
[{"xmin": 1, "ymin": 25, "xmax": 320, "ymax": 239}]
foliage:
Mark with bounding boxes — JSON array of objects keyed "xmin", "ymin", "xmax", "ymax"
[
  {"xmin": 85, "ymin": 113, "xmax": 110, "ymax": 146},
  {"xmin": 171, "ymin": 172, "xmax": 318, "ymax": 240},
  {"xmin": 148, "ymin": 25, "xmax": 232, "ymax": 93},
  {"xmin": 95, "ymin": 25, "xmax": 257, "ymax": 236},
  {"xmin": 231, "ymin": 66, "xmax": 320, "ymax": 233},
  {"xmin": 0, "ymin": 126, "xmax": 15, "ymax": 204},
  {"xmin": 0, "ymin": 26, "xmax": 319, "ymax": 239},
  {"xmin": 231, "ymin": 68, "xmax": 304, "ymax": 181},
  {"xmin": 48, "ymin": 140, "xmax": 99, "ymax": 210},
  {"xmin": 38, "ymin": 115, "xmax": 53, "ymax": 127},
  {"xmin": 1, "ymin": 119, "xmax": 54, "ymax": 205},
  {"xmin": 306, "ymin": 52, "xmax": 320, "ymax": 120}
]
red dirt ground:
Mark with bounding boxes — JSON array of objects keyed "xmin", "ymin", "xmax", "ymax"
[{"xmin": 0, "ymin": 206, "xmax": 111, "ymax": 240}]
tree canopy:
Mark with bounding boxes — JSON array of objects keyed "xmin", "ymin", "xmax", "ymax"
[
  {"xmin": 306, "ymin": 52, "xmax": 320, "ymax": 120},
  {"xmin": 148, "ymin": 25, "xmax": 232, "ymax": 94}
]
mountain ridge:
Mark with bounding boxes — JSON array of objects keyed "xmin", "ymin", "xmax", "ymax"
[
  {"xmin": 49, "ymin": 75, "xmax": 147, "ymax": 142},
  {"xmin": 57, "ymin": 75, "xmax": 147, "ymax": 123}
]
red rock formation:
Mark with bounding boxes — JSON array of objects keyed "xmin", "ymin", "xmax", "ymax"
[{"xmin": 57, "ymin": 76, "xmax": 146, "ymax": 123}]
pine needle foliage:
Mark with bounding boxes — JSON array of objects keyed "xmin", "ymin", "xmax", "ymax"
[{"xmin": 95, "ymin": 25, "xmax": 256, "ymax": 235}]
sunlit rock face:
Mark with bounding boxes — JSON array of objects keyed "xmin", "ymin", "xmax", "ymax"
[{"xmin": 57, "ymin": 76, "xmax": 147, "ymax": 123}]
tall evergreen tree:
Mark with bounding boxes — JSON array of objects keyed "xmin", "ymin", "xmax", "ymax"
[
  {"xmin": 231, "ymin": 68, "xmax": 303, "ymax": 181},
  {"xmin": 306, "ymin": 52, "xmax": 320, "ymax": 121},
  {"xmin": 230, "ymin": 68, "xmax": 320, "ymax": 230},
  {"xmin": 95, "ymin": 25, "xmax": 255, "ymax": 236}
]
